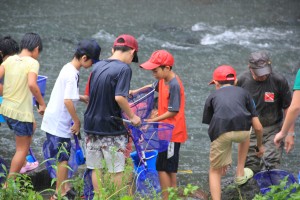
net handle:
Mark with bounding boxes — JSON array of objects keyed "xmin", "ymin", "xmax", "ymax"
[{"xmin": 128, "ymin": 88, "xmax": 155, "ymax": 107}]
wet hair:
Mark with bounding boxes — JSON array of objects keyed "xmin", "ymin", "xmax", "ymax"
[
  {"xmin": 217, "ymin": 74, "xmax": 235, "ymax": 85},
  {"xmin": 0, "ymin": 36, "xmax": 19, "ymax": 58},
  {"xmin": 113, "ymin": 38, "xmax": 132, "ymax": 52},
  {"xmin": 20, "ymin": 32, "xmax": 43, "ymax": 53}
]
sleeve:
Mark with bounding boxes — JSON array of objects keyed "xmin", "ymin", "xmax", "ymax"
[
  {"xmin": 168, "ymin": 81, "xmax": 180, "ymax": 112},
  {"xmin": 64, "ymin": 73, "xmax": 80, "ymax": 100},
  {"xmin": 293, "ymin": 69, "xmax": 300, "ymax": 90},
  {"xmin": 115, "ymin": 66, "xmax": 132, "ymax": 97},
  {"xmin": 28, "ymin": 58, "xmax": 39, "ymax": 75},
  {"xmin": 279, "ymin": 75, "xmax": 292, "ymax": 109},
  {"xmin": 202, "ymin": 95, "xmax": 213, "ymax": 124}
]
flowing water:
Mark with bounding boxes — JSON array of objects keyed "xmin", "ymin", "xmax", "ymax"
[{"xmin": 1, "ymin": 0, "xmax": 300, "ymax": 192}]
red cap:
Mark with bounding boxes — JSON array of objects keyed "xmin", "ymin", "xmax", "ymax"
[
  {"xmin": 140, "ymin": 50, "xmax": 174, "ymax": 70},
  {"xmin": 113, "ymin": 34, "xmax": 138, "ymax": 51},
  {"xmin": 209, "ymin": 65, "xmax": 236, "ymax": 85}
]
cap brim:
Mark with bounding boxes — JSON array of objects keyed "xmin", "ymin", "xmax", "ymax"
[
  {"xmin": 140, "ymin": 61, "xmax": 160, "ymax": 70},
  {"xmin": 251, "ymin": 65, "xmax": 271, "ymax": 76}
]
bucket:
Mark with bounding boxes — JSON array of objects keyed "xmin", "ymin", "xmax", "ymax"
[
  {"xmin": 130, "ymin": 150, "xmax": 158, "ymax": 174},
  {"xmin": 33, "ymin": 75, "xmax": 48, "ymax": 106},
  {"xmin": 0, "ymin": 97, "xmax": 5, "ymax": 123}
]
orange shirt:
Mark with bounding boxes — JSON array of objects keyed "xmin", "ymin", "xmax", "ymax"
[{"xmin": 157, "ymin": 76, "xmax": 187, "ymax": 143}]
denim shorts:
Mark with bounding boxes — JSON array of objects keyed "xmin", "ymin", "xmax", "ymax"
[
  {"xmin": 45, "ymin": 132, "xmax": 71, "ymax": 162},
  {"xmin": 4, "ymin": 116, "xmax": 33, "ymax": 136}
]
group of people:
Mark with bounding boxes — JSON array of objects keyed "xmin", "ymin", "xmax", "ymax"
[
  {"xmin": 203, "ymin": 51, "xmax": 297, "ymax": 200},
  {"xmin": 0, "ymin": 33, "xmax": 187, "ymax": 200},
  {"xmin": 0, "ymin": 32, "xmax": 299, "ymax": 200}
]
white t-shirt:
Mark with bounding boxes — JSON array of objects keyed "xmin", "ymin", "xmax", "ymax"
[{"xmin": 41, "ymin": 63, "xmax": 79, "ymax": 138}]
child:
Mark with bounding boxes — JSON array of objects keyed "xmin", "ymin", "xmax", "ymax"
[
  {"xmin": 202, "ymin": 65, "xmax": 264, "ymax": 200},
  {"xmin": 41, "ymin": 39, "xmax": 101, "ymax": 199},
  {"xmin": 136, "ymin": 50, "xmax": 187, "ymax": 200},
  {"xmin": 0, "ymin": 33, "xmax": 46, "ymax": 181}
]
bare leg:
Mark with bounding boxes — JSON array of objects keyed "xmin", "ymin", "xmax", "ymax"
[
  {"xmin": 111, "ymin": 171, "xmax": 123, "ymax": 189},
  {"xmin": 158, "ymin": 171, "xmax": 171, "ymax": 200},
  {"xmin": 170, "ymin": 172, "xmax": 177, "ymax": 188},
  {"xmin": 92, "ymin": 169, "xmax": 102, "ymax": 195},
  {"xmin": 56, "ymin": 161, "xmax": 69, "ymax": 195},
  {"xmin": 209, "ymin": 167, "xmax": 223, "ymax": 200},
  {"xmin": 8, "ymin": 135, "xmax": 31, "ymax": 178},
  {"xmin": 236, "ymin": 137, "xmax": 250, "ymax": 177}
]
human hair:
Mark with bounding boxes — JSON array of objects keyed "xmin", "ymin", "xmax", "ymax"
[
  {"xmin": 74, "ymin": 50, "xmax": 91, "ymax": 61},
  {"xmin": 159, "ymin": 65, "xmax": 173, "ymax": 71},
  {"xmin": 113, "ymin": 38, "xmax": 132, "ymax": 52},
  {"xmin": 20, "ymin": 32, "xmax": 43, "ymax": 53},
  {"xmin": 0, "ymin": 36, "xmax": 19, "ymax": 57},
  {"xmin": 217, "ymin": 74, "xmax": 235, "ymax": 85}
]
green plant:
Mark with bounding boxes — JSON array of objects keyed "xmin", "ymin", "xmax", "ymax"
[
  {"xmin": 167, "ymin": 184, "xmax": 199, "ymax": 200},
  {"xmin": 253, "ymin": 176, "xmax": 300, "ymax": 200}
]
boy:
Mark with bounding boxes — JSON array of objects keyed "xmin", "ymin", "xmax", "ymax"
[
  {"xmin": 0, "ymin": 33, "xmax": 46, "ymax": 181},
  {"xmin": 83, "ymin": 34, "xmax": 141, "ymax": 195},
  {"xmin": 202, "ymin": 65, "xmax": 264, "ymax": 200},
  {"xmin": 41, "ymin": 39, "xmax": 101, "ymax": 199},
  {"xmin": 137, "ymin": 49, "xmax": 187, "ymax": 200}
]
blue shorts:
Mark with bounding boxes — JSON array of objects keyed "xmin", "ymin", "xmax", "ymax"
[
  {"xmin": 4, "ymin": 116, "xmax": 33, "ymax": 136},
  {"xmin": 45, "ymin": 133, "xmax": 71, "ymax": 162}
]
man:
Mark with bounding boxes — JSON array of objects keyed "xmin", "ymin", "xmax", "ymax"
[
  {"xmin": 83, "ymin": 34, "xmax": 141, "ymax": 195},
  {"xmin": 237, "ymin": 51, "xmax": 295, "ymax": 173}
]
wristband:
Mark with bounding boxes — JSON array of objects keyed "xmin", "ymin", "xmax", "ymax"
[{"xmin": 287, "ymin": 132, "xmax": 295, "ymax": 137}]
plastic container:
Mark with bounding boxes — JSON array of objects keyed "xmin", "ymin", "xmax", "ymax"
[
  {"xmin": 130, "ymin": 150, "xmax": 158, "ymax": 174},
  {"xmin": 33, "ymin": 75, "xmax": 48, "ymax": 106},
  {"xmin": 0, "ymin": 97, "xmax": 5, "ymax": 123},
  {"xmin": 298, "ymin": 171, "xmax": 300, "ymax": 184}
]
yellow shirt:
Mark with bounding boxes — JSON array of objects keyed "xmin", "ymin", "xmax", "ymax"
[{"xmin": 0, "ymin": 55, "xmax": 39, "ymax": 122}]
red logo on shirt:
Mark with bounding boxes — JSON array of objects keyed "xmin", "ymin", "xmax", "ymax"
[{"xmin": 264, "ymin": 92, "xmax": 274, "ymax": 102}]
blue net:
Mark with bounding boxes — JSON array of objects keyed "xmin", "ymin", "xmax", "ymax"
[
  {"xmin": 0, "ymin": 157, "xmax": 7, "ymax": 184},
  {"xmin": 136, "ymin": 168, "xmax": 161, "ymax": 197},
  {"xmin": 43, "ymin": 139, "xmax": 78, "ymax": 179},
  {"xmin": 83, "ymin": 169, "xmax": 94, "ymax": 200},
  {"xmin": 253, "ymin": 169, "xmax": 296, "ymax": 194},
  {"xmin": 123, "ymin": 87, "xmax": 155, "ymax": 120},
  {"xmin": 128, "ymin": 122, "xmax": 173, "ymax": 153}
]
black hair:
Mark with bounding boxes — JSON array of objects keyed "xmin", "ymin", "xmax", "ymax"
[
  {"xmin": 159, "ymin": 65, "xmax": 172, "ymax": 71},
  {"xmin": 0, "ymin": 36, "xmax": 19, "ymax": 57},
  {"xmin": 74, "ymin": 50, "xmax": 91, "ymax": 61},
  {"xmin": 217, "ymin": 74, "xmax": 235, "ymax": 85},
  {"xmin": 113, "ymin": 38, "xmax": 132, "ymax": 52},
  {"xmin": 20, "ymin": 32, "xmax": 43, "ymax": 53}
]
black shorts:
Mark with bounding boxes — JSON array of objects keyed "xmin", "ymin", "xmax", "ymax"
[{"xmin": 156, "ymin": 142, "xmax": 181, "ymax": 173}]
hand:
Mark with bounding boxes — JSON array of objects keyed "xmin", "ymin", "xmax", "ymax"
[
  {"xmin": 255, "ymin": 145, "xmax": 265, "ymax": 158},
  {"xmin": 284, "ymin": 134, "xmax": 295, "ymax": 153},
  {"xmin": 80, "ymin": 95, "xmax": 89, "ymax": 104},
  {"xmin": 274, "ymin": 131, "xmax": 286, "ymax": 149},
  {"xmin": 130, "ymin": 115, "xmax": 141, "ymax": 127},
  {"xmin": 144, "ymin": 118, "xmax": 154, "ymax": 122},
  {"xmin": 37, "ymin": 103, "xmax": 46, "ymax": 116},
  {"xmin": 71, "ymin": 120, "xmax": 81, "ymax": 135}
]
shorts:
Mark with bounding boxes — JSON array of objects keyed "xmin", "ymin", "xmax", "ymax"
[
  {"xmin": 156, "ymin": 142, "xmax": 181, "ymax": 173},
  {"xmin": 210, "ymin": 131, "xmax": 250, "ymax": 169},
  {"xmin": 4, "ymin": 116, "xmax": 33, "ymax": 136},
  {"xmin": 46, "ymin": 132, "xmax": 71, "ymax": 162},
  {"xmin": 85, "ymin": 134, "xmax": 127, "ymax": 173}
]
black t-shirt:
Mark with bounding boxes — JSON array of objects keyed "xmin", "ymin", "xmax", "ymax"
[
  {"xmin": 237, "ymin": 71, "xmax": 292, "ymax": 127},
  {"xmin": 202, "ymin": 86, "xmax": 257, "ymax": 142},
  {"xmin": 84, "ymin": 59, "xmax": 132, "ymax": 136}
]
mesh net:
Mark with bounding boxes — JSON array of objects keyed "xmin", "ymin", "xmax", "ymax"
[
  {"xmin": 129, "ymin": 122, "xmax": 173, "ymax": 153},
  {"xmin": 135, "ymin": 168, "xmax": 161, "ymax": 196},
  {"xmin": 253, "ymin": 169, "xmax": 296, "ymax": 194},
  {"xmin": 43, "ymin": 139, "xmax": 78, "ymax": 179},
  {"xmin": 122, "ymin": 87, "xmax": 155, "ymax": 120},
  {"xmin": 83, "ymin": 169, "xmax": 94, "ymax": 200}
]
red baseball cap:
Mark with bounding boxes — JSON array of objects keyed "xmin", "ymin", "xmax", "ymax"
[
  {"xmin": 209, "ymin": 65, "xmax": 236, "ymax": 85},
  {"xmin": 140, "ymin": 50, "xmax": 174, "ymax": 70},
  {"xmin": 113, "ymin": 34, "xmax": 138, "ymax": 62}
]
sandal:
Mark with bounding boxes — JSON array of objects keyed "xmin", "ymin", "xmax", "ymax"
[
  {"xmin": 50, "ymin": 193, "xmax": 58, "ymax": 200},
  {"xmin": 234, "ymin": 167, "xmax": 254, "ymax": 185}
]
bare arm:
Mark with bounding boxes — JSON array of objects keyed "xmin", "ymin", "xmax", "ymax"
[
  {"xmin": 28, "ymin": 72, "xmax": 46, "ymax": 115},
  {"xmin": 145, "ymin": 111, "xmax": 177, "ymax": 122},
  {"xmin": 0, "ymin": 65, "xmax": 5, "ymax": 96},
  {"xmin": 64, "ymin": 99, "xmax": 80, "ymax": 134},
  {"xmin": 129, "ymin": 84, "xmax": 153, "ymax": 96},
  {"xmin": 115, "ymin": 95, "xmax": 141, "ymax": 126},
  {"xmin": 252, "ymin": 117, "xmax": 264, "ymax": 157}
]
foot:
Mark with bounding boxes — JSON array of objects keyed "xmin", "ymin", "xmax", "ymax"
[
  {"xmin": 234, "ymin": 167, "xmax": 254, "ymax": 185},
  {"xmin": 20, "ymin": 161, "xmax": 39, "ymax": 174}
]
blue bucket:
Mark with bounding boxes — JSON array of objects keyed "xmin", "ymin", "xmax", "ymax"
[
  {"xmin": 130, "ymin": 150, "xmax": 158, "ymax": 174},
  {"xmin": 0, "ymin": 97, "xmax": 5, "ymax": 123},
  {"xmin": 33, "ymin": 75, "xmax": 48, "ymax": 106}
]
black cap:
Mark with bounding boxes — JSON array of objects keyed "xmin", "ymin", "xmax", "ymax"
[{"xmin": 77, "ymin": 39, "xmax": 101, "ymax": 64}]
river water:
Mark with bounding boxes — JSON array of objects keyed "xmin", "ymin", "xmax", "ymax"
[{"xmin": 1, "ymin": 0, "xmax": 300, "ymax": 193}]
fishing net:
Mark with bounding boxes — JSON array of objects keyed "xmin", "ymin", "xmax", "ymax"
[
  {"xmin": 135, "ymin": 168, "xmax": 161, "ymax": 196},
  {"xmin": 123, "ymin": 87, "xmax": 155, "ymax": 120},
  {"xmin": 129, "ymin": 122, "xmax": 173, "ymax": 153},
  {"xmin": 83, "ymin": 169, "xmax": 94, "ymax": 200},
  {"xmin": 43, "ymin": 138, "xmax": 78, "ymax": 179},
  {"xmin": 253, "ymin": 169, "xmax": 297, "ymax": 194}
]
